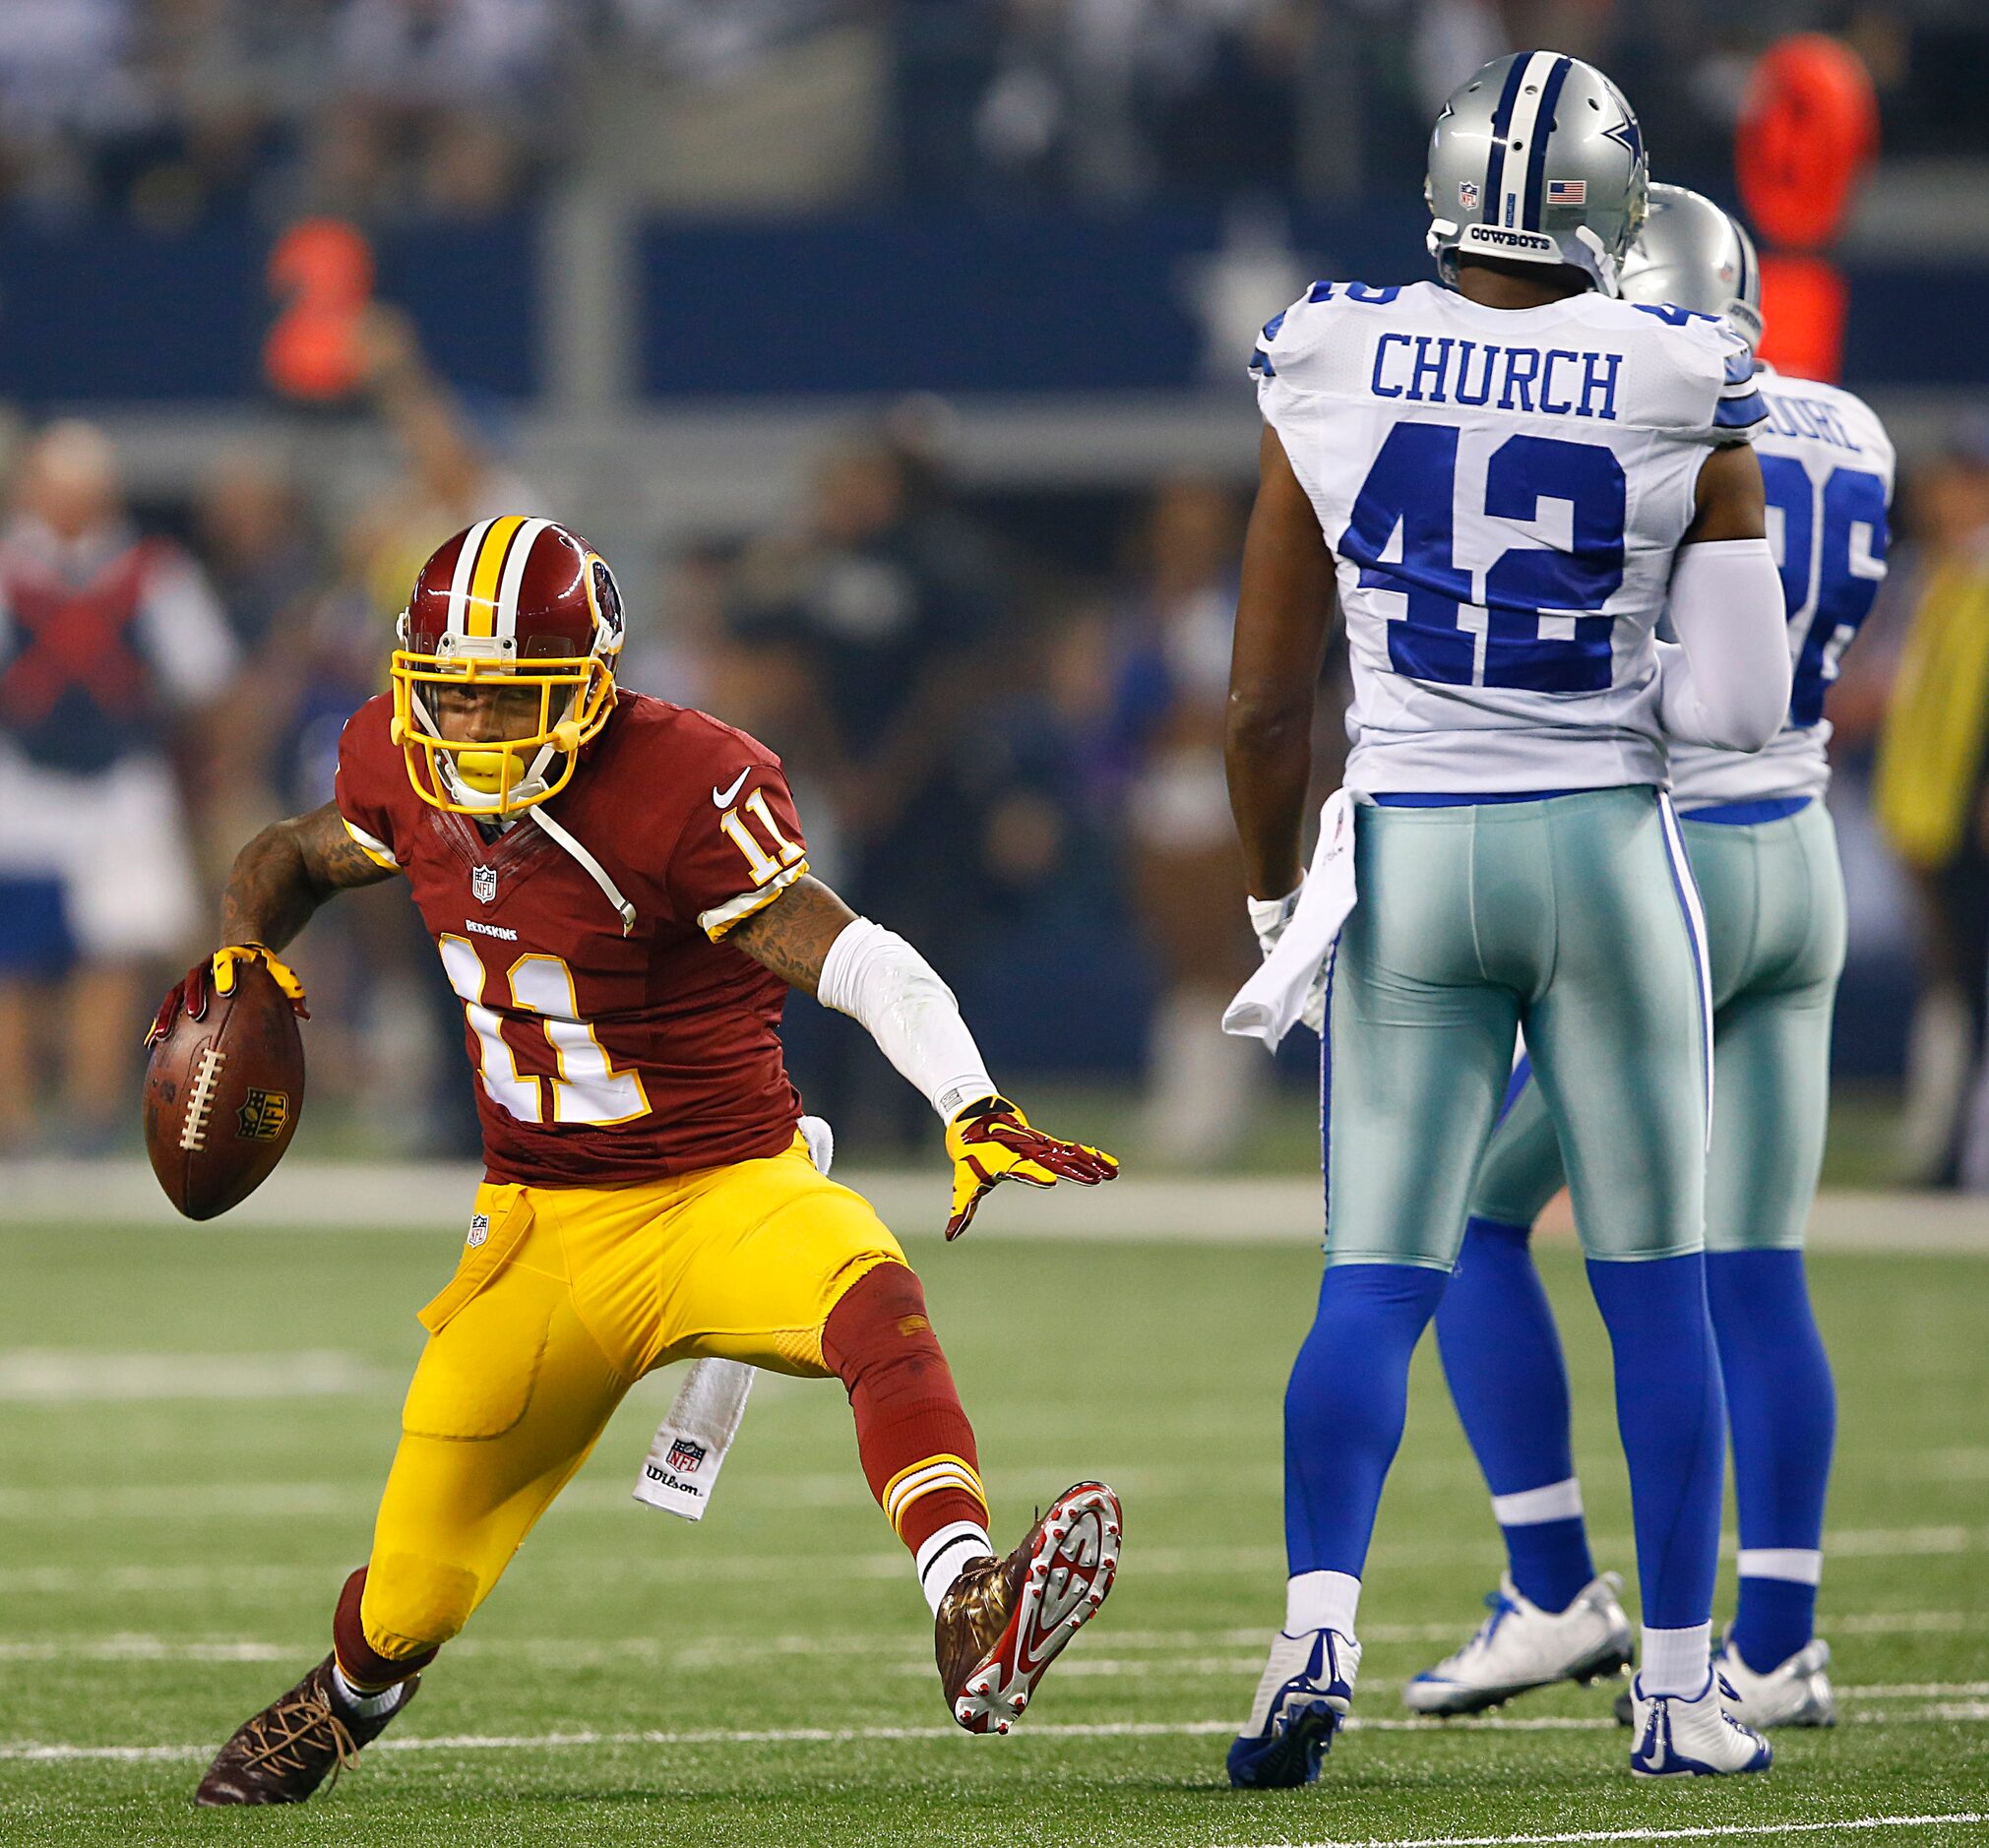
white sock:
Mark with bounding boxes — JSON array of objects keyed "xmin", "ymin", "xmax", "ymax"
[
  {"xmin": 918, "ymin": 1520, "xmax": 994, "ymax": 1617},
  {"xmin": 1284, "ymin": 1570, "xmax": 1360, "ymax": 1638},
  {"xmin": 1489, "ymin": 1477, "xmax": 1585, "ymax": 1526},
  {"xmin": 1735, "ymin": 1547, "xmax": 1823, "ymax": 1586},
  {"xmin": 331, "ymin": 1660, "xmax": 409, "ymax": 1720},
  {"xmin": 1641, "ymin": 1622, "xmax": 1713, "ymax": 1697}
]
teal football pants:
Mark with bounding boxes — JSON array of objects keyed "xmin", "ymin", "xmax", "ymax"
[
  {"xmin": 1287, "ymin": 784, "xmax": 1726, "ymax": 1631},
  {"xmin": 1324, "ymin": 786, "xmax": 1710, "ymax": 1269},
  {"xmin": 1468, "ymin": 798, "xmax": 1846, "ymax": 1250}
]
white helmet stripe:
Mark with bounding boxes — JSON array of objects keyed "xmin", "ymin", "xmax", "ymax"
[
  {"xmin": 1499, "ymin": 51, "xmax": 1561, "ymax": 233},
  {"xmin": 448, "ymin": 519, "xmax": 493, "ymax": 637},
  {"xmin": 495, "ymin": 516, "xmax": 554, "ymax": 643}
]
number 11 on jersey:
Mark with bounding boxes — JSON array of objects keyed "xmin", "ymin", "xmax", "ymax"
[{"xmin": 437, "ymin": 937, "xmax": 651, "ymax": 1127}]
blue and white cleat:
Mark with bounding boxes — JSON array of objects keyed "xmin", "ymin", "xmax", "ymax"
[
  {"xmin": 1226, "ymin": 1628, "xmax": 1362, "ymax": 1788},
  {"xmin": 1405, "ymin": 1571, "xmax": 1632, "ymax": 1715},
  {"xmin": 1629, "ymin": 1670, "xmax": 1773, "ymax": 1777},
  {"xmin": 1714, "ymin": 1633, "xmax": 1836, "ymax": 1729}
]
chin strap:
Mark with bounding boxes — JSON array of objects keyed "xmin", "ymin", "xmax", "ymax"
[{"xmin": 530, "ymin": 804, "xmax": 637, "ymax": 936}]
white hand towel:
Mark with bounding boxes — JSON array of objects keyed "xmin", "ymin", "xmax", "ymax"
[
  {"xmin": 1221, "ymin": 789, "xmax": 1358, "ymax": 1051},
  {"xmin": 635, "ymin": 1114, "xmax": 836, "ymax": 1520}
]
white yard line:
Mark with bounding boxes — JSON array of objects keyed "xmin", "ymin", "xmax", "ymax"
[
  {"xmin": 0, "ymin": 1351, "xmax": 386, "ymax": 1403},
  {"xmin": 5, "ymin": 1162, "xmax": 1986, "ymax": 1254},
  {"xmin": 6, "ymin": 1700, "xmax": 1988, "ymax": 1767},
  {"xmin": 1, "ymin": 1617, "xmax": 1975, "ymax": 1663},
  {"xmin": 1834, "ymin": 1612, "xmax": 1981, "ymax": 1634},
  {"xmin": 7, "ymin": 1530, "xmax": 1986, "ymax": 1594},
  {"xmin": 1221, "ymin": 1815, "xmax": 1989, "ymax": 1848},
  {"xmin": 12, "ymin": 1631, "xmax": 1984, "ymax": 1700}
]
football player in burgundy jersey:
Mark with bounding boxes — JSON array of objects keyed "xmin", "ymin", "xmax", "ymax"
[{"xmin": 150, "ymin": 517, "xmax": 1122, "ymax": 1806}]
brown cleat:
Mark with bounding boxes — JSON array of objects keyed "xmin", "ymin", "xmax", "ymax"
[
  {"xmin": 193, "ymin": 1654, "xmax": 416, "ymax": 1806},
  {"xmin": 935, "ymin": 1481, "xmax": 1122, "ymax": 1734}
]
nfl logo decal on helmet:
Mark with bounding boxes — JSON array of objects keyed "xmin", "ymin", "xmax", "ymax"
[
  {"xmin": 390, "ymin": 518, "xmax": 628, "ymax": 817},
  {"xmin": 1425, "ymin": 50, "xmax": 1649, "ymax": 295}
]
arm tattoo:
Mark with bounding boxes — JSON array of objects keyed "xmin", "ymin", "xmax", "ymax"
[
  {"xmin": 726, "ymin": 875, "xmax": 857, "ymax": 997},
  {"xmin": 218, "ymin": 801, "xmax": 398, "ymax": 951}
]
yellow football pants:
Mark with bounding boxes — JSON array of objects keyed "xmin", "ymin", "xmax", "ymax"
[{"xmin": 358, "ymin": 1136, "xmax": 904, "ymax": 1664}]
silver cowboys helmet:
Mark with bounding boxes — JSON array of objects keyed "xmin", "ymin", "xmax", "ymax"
[
  {"xmin": 1617, "ymin": 182, "xmax": 1764, "ymax": 351},
  {"xmin": 1426, "ymin": 50, "xmax": 1648, "ymax": 296}
]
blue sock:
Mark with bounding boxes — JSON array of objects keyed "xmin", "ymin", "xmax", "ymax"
[
  {"xmin": 1436, "ymin": 1216, "xmax": 1594, "ymax": 1612},
  {"xmin": 1284, "ymin": 1263, "xmax": 1451, "ymax": 1579},
  {"xmin": 1709, "ymin": 1249, "xmax": 1834, "ymax": 1672},
  {"xmin": 1585, "ymin": 1253, "xmax": 1725, "ymax": 1631}
]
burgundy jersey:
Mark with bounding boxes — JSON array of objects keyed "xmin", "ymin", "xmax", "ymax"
[{"xmin": 335, "ymin": 691, "xmax": 811, "ymax": 1186}]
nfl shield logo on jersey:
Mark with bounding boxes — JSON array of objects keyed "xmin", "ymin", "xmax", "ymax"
[
  {"xmin": 471, "ymin": 865, "xmax": 498, "ymax": 905},
  {"xmin": 466, "ymin": 1213, "xmax": 490, "ymax": 1248}
]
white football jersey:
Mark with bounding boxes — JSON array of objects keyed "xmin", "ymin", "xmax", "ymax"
[
  {"xmin": 1253, "ymin": 279, "xmax": 1761, "ymax": 796},
  {"xmin": 1668, "ymin": 367, "xmax": 1894, "ymax": 809}
]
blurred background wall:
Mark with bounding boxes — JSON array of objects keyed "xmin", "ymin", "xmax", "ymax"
[{"xmin": 2, "ymin": 0, "xmax": 1987, "ymax": 1183}]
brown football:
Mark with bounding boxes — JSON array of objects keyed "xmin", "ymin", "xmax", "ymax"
[{"xmin": 143, "ymin": 960, "xmax": 306, "ymax": 1220}]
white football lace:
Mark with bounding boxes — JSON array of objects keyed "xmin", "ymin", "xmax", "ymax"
[{"xmin": 178, "ymin": 1044, "xmax": 226, "ymax": 1152}]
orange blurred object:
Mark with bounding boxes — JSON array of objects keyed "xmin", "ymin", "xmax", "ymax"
[
  {"xmin": 1737, "ymin": 34, "xmax": 1880, "ymax": 252},
  {"xmin": 1756, "ymin": 253, "xmax": 1848, "ymax": 385},
  {"xmin": 264, "ymin": 218, "xmax": 376, "ymax": 402}
]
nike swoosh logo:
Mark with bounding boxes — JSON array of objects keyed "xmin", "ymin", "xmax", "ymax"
[{"xmin": 713, "ymin": 769, "xmax": 750, "ymax": 808}]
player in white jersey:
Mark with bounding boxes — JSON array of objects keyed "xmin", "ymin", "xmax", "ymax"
[
  {"xmin": 1414, "ymin": 186, "xmax": 1892, "ymax": 1734},
  {"xmin": 1222, "ymin": 59, "xmax": 1791, "ymax": 1786}
]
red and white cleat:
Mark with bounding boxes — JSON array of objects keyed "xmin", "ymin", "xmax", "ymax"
[{"xmin": 934, "ymin": 1481, "xmax": 1122, "ymax": 1735}]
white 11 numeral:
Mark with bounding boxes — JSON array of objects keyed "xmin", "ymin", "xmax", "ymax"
[
  {"xmin": 438, "ymin": 938, "xmax": 649, "ymax": 1127},
  {"xmin": 718, "ymin": 788, "xmax": 805, "ymax": 886}
]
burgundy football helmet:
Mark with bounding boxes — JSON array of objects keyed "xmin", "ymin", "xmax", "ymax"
[{"xmin": 390, "ymin": 517, "xmax": 625, "ymax": 815}]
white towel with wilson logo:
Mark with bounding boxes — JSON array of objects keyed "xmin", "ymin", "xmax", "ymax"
[{"xmin": 634, "ymin": 1115, "xmax": 835, "ymax": 1522}]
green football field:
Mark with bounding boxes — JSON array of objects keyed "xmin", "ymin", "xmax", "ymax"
[{"xmin": 2, "ymin": 1210, "xmax": 1985, "ymax": 1847}]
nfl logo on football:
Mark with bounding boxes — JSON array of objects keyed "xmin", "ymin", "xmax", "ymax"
[
  {"xmin": 666, "ymin": 1438, "xmax": 708, "ymax": 1475},
  {"xmin": 471, "ymin": 865, "xmax": 498, "ymax": 905}
]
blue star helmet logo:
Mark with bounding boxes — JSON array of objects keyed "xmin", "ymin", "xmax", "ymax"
[{"xmin": 1602, "ymin": 114, "xmax": 1643, "ymax": 162}]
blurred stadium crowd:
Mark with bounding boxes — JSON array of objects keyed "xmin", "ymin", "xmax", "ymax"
[
  {"xmin": 6, "ymin": 1, "xmax": 1989, "ymax": 1189},
  {"xmin": 0, "ymin": 308, "xmax": 1305, "ymax": 1166},
  {"xmin": 10, "ymin": 311, "xmax": 1989, "ymax": 1185},
  {"xmin": 3, "ymin": 0, "xmax": 1986, "ymax": 224}
]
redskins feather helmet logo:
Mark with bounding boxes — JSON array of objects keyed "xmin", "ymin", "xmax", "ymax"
[{"xmin": 586, "ymin": 554, "xmax": 626, "ymax": 647}]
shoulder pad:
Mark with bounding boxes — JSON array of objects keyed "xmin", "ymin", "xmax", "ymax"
[
  {"xmin": 1250, "ymin": 280, "xmax": 1413, "ymax": 385},
  {"xmin": 1615, "ymin": 304, "xmax": 1765, "ymax": 445}
]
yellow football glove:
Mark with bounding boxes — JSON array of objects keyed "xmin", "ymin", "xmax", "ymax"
[
  {"xmin": 944, "ymin": 1094, "xmax": 1119, "ymax": 1241},
  {"xmin": 147, "ymin": 944, "xmax": 308, "ymax": 1046}
]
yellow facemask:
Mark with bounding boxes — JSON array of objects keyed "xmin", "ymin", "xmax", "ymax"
[{"xmin": 389, "ymin": 647, "xmax": 616, "ymax": 817}]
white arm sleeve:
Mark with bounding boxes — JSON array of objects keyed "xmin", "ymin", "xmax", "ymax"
[
  {"xmin": 816, "ymin": 918, "xmax": 997, "ymax": 1122},
  {"xmin": 1657, "ymin": 537, "xmax": 1791, "ymax": 753}
]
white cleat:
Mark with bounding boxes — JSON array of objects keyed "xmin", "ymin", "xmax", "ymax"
[
  {"xmin": 1226, "ymin": 1628, "xmax": 1362, "ymax": 1788},
  {"xmin": 1629, "ymin": 1670, "xmax": 1773, "ymax": 1777},
  {"xmin": 1714, "ymin": 1634, "xmax": 1836, "ymax": 1729},
  {"xmin": 1404, "ymin": 1571, "xmax": 1633, "ymax": 1715}
]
